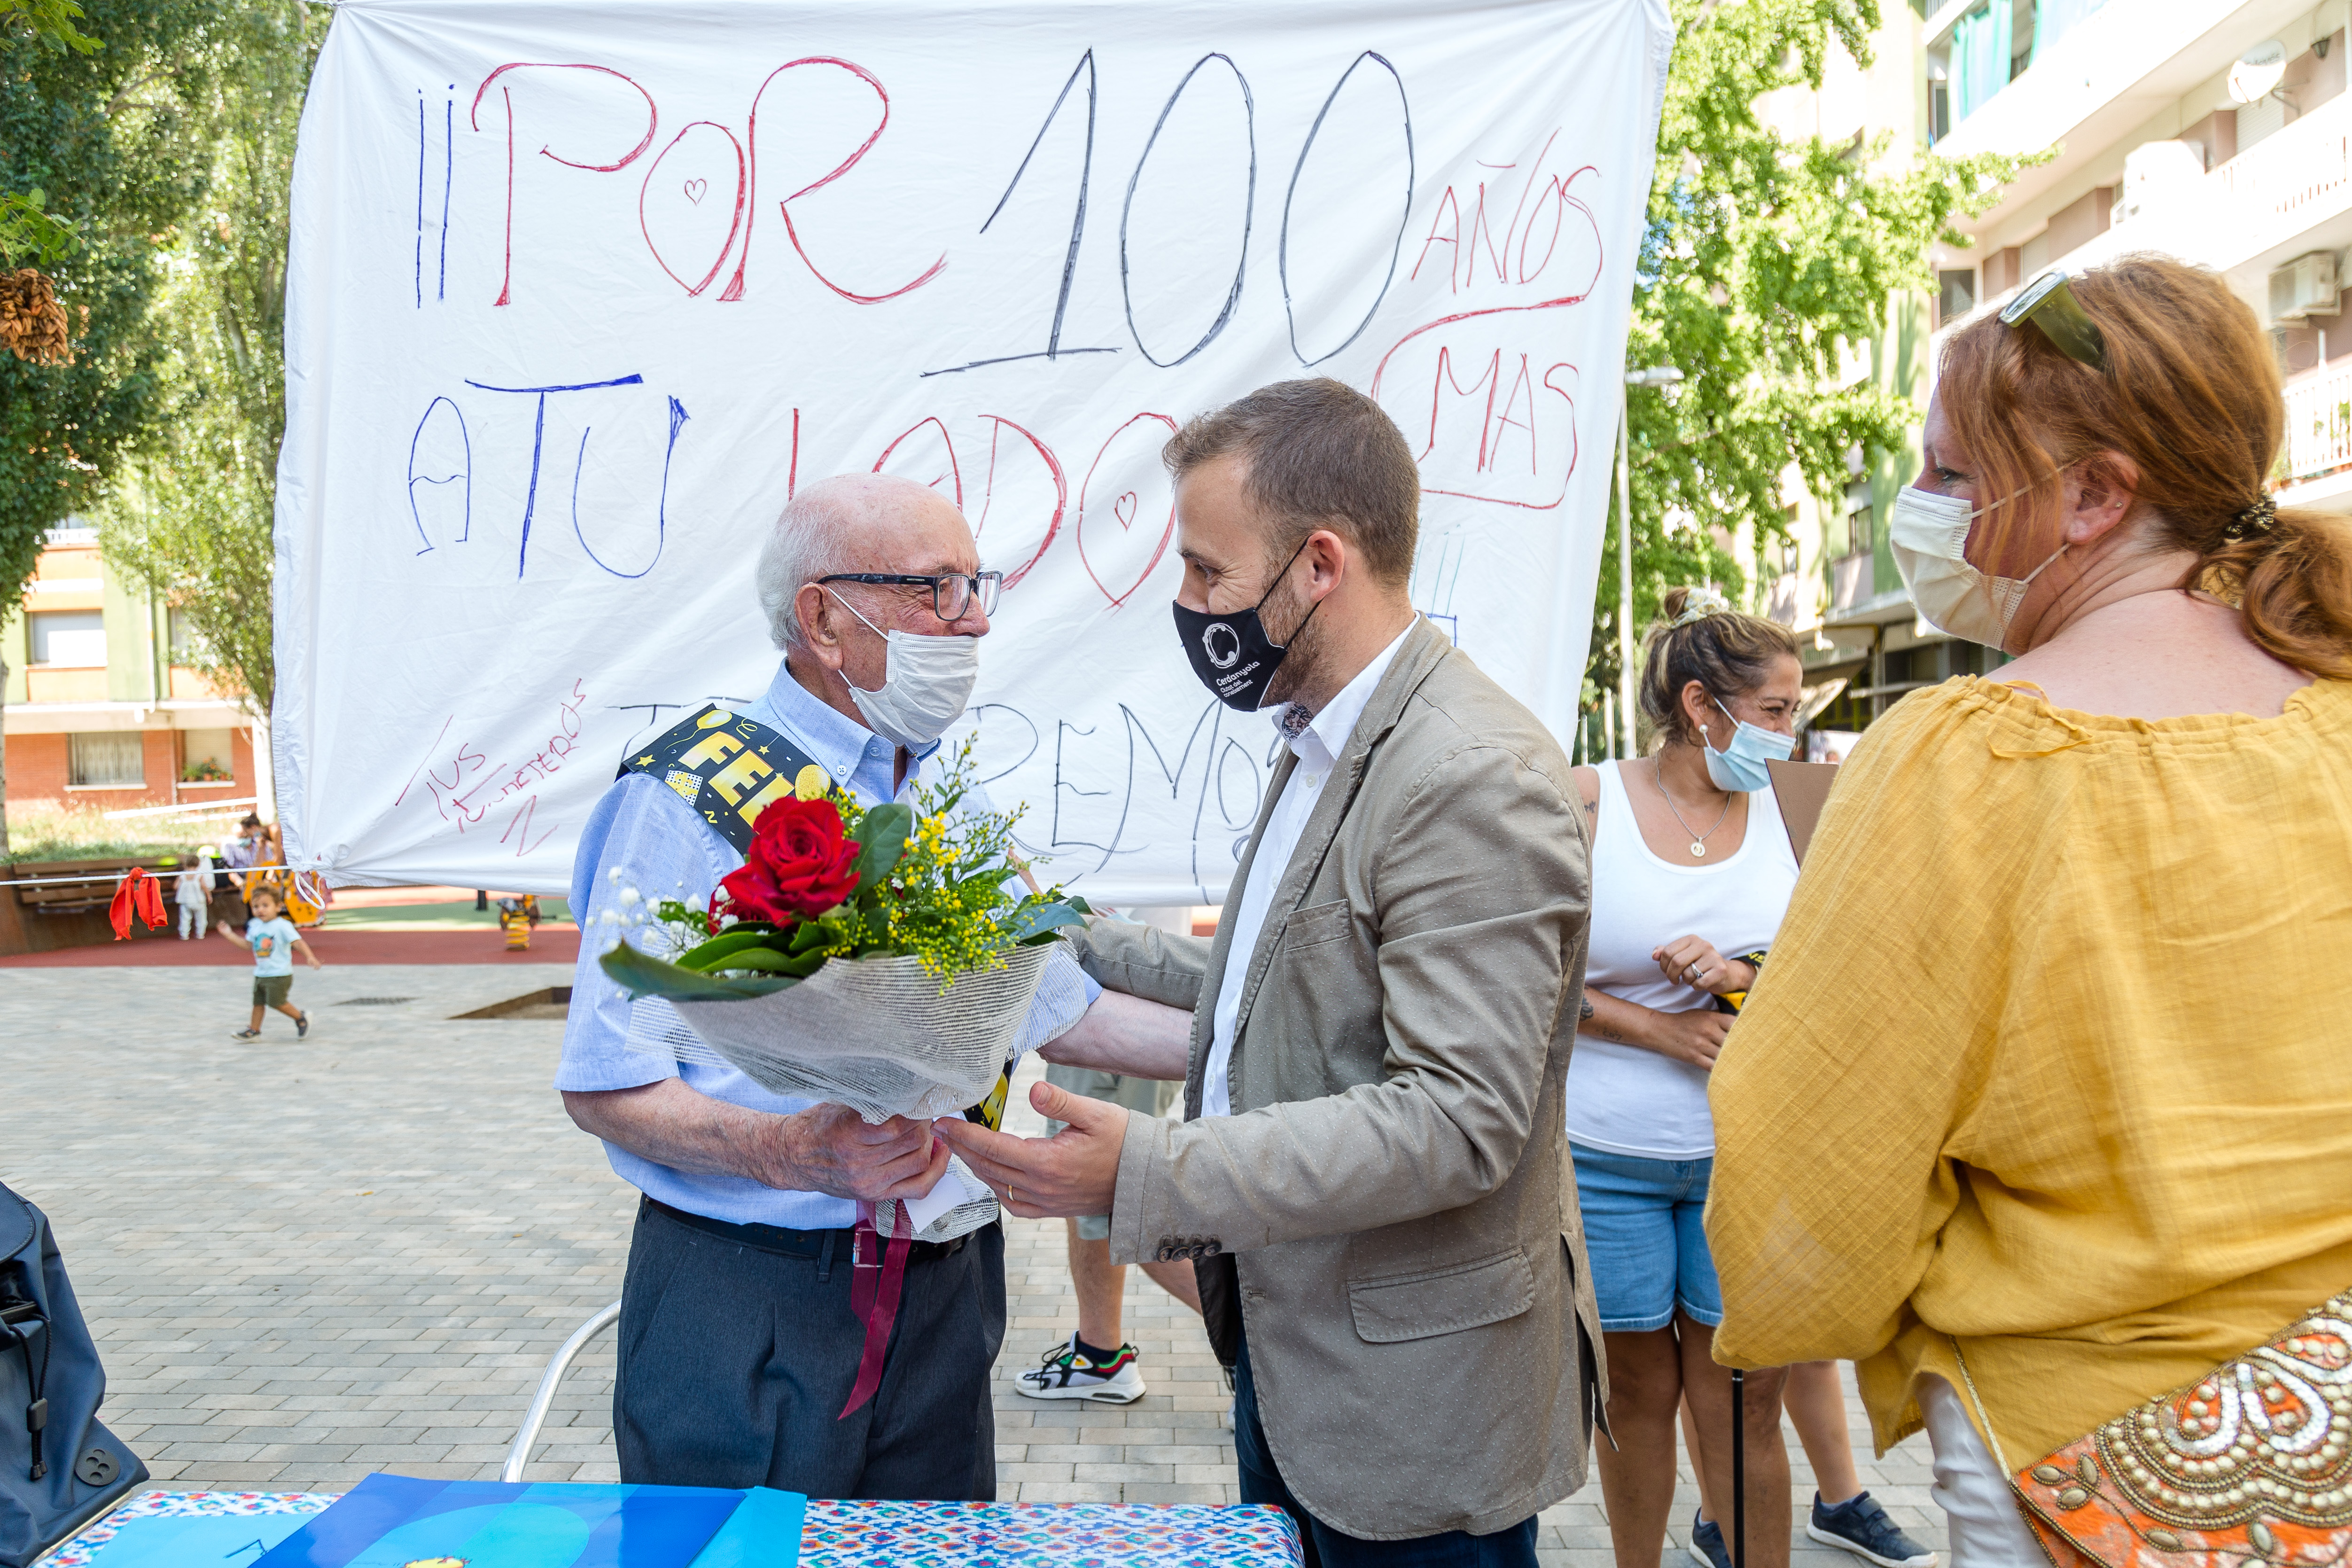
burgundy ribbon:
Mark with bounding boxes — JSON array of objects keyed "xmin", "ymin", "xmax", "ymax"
[{"xmin": 838, "ymin": 1201, "xmax": 911, "ymax": 1420}]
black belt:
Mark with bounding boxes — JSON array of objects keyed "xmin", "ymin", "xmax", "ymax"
[{"xmin": 642, "ymin": 1195, "xmax": 974, "ymax": 1262}]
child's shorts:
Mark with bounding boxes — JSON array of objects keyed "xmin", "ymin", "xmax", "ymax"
[{"xmin": 252, "ymin": 975, "xmax": 293, "ymax": 1007}]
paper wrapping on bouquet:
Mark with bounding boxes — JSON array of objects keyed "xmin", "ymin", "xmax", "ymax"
[{"xmin": 657, "ymin": 942, "xmax": 1060, "ymax": 1123}]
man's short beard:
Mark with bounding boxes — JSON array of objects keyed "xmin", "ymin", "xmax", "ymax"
[{"xmin": 1256, "ymin": 569, "xmax": 1328, "ymax": 713}]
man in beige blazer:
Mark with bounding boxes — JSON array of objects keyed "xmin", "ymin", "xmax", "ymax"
[{"xmin": 942, "ymin": 378, "xmax": 1601, "ymax": 1568}]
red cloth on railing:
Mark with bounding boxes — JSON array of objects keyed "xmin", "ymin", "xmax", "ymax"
[{"xmin": 108, "ymin": 868, "xmax": 169, "ymax": 940}]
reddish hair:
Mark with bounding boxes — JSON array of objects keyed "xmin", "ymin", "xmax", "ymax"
[{"xmin": 1937, "ymin": 253, "xmax": 2352, "ymax": 678}]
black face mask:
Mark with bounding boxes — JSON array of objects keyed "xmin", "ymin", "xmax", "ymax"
[{"xmin": 1171, "ymin": 539, "xmax": 1319, "ymax": 712}]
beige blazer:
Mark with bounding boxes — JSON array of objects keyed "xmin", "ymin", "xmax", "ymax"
[{"xmin": 1064, "ymin": 616, "xmax": 1603, "ymax": 1541}]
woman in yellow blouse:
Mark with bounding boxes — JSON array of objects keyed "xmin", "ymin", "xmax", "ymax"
[{"xmin": 1705, "ymin": 254, "xmax": 2352, "ymax": 1568}]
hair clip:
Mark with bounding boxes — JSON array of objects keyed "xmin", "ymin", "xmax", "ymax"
[
  {"xmin": 2223, "ymin": 495, "xmax": 2278, "ymax": 542},
  {"xmin": 1669, "ymin": 585, "xmax": 1732, "ymax": 627}
]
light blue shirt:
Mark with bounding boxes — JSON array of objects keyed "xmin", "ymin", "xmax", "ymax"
[
  {"xmin": 246, "ymin": 916, "xmax": 299, "ymax": 977},
  {"xmin": 556, "ymin": 659, "xmax": 1096, "ymax": 1229}
]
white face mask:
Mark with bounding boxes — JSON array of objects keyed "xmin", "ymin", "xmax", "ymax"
[
  {"xmin": 1888, "ymin": 481, "xmax": 2068, "ymax": 648},
  {"xmin": 821, "ymin": 585, "xmax": 980, "ymax": 750}
]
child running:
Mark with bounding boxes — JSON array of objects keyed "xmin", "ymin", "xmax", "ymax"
[{"xmin": 220, "ymin": 884, "xmax": 320, "ymax": 1039}]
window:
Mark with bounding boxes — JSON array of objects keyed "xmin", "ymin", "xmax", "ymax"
[
  {"xmin": 168, "ymin": 607, "xmax": 202, "ymax": 660},
  {"xmin": 181, "ymin": 727, "xmax": 235, "ymax": 783},
  {"xmin": 1842, "ymin": 503, "xmax": 1875, "ymax": 559},
  {"xmin": 1938, "ymin": 269, "xmax": 1978, "ymax": 325},
  {"xmin": 68, "ymin": 733, "xmax": 144, "ymax": 788},
  {"xmin": 29, "ymin": 610, "xmax": 106, "ymax": 667}
]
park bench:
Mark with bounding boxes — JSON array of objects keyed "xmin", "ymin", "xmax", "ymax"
[{"xmin": 6, "ymin": 858, "xmax": 188, "ymax": 915}]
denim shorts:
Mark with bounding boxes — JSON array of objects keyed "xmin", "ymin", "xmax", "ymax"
[{"xmin": 1569, "ymin": 1144, "xmax": 1723, "ymax": 1333}]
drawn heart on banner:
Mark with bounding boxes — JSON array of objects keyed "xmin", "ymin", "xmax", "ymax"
[
  {"xmin": 638, "ymin": 121, "xmax": 746, "ymax": 296},
  {"xmin": 1076, "ymin": 413, "xmax": 1180, "ymax": 608}
]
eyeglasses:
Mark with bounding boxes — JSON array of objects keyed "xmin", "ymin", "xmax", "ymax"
[
  {"xmin": 2000, "ymin": 269, "xmax": 2108, "ymax": 374},
  {"xmin": 815, "ymin": 571, "xmax": 1002, "ymax": 622}
]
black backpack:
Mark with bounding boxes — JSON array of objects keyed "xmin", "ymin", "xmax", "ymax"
[{"xmin": 0, "ymin": 1182, "xmax": 146, "ymax": 1567}]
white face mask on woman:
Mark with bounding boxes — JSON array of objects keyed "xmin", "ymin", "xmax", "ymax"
[
  {"xmin": 821, "ymin": 585, "xmax": 980, "ymax": 750},
  {"xmin": 1888, "ymin": 480, "xmax": 2067, "ymax": 648}
]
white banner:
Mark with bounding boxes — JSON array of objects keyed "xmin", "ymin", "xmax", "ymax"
[{"xmin": 275, "ymin": 0, "xmax": 1671, "ymax": 902}]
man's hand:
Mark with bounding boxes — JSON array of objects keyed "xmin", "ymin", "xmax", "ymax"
[
  {"xmin": 766, "ymin": 1105, "xmax": 950, "ymax": 1203},
  {"xmin": 934, "ymin": 1082, "xmax": 1127, "ymax": 1218},
  {"xmin": 561, "ymin": 1081, "xmax": 949, "ymax": 1203}
]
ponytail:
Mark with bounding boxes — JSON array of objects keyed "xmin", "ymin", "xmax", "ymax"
[{"xmin": 1939, "ymin": 253, "xmax": 2352, "ymax": 679}]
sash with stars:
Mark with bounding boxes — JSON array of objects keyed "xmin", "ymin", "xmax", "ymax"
[{"xmin": 617, "ymin": 705, "xmax": 831, "ymax": 857}]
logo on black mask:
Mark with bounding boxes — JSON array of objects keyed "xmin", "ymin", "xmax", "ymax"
[{"xmin": 1170, "ymin": 538, "xmax": 1319, "ymax": 712}]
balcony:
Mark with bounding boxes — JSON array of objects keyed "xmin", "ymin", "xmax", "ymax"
[
  {"xmin": 1928, "ymin": 0, "xmax": 2315, "ymax": 235},
  {"xmin": 1940, "ymin": 85, "xmax": 2352, "ymax": 357},
  {"xmin": 2279, "ymin": 359, "xmax": 2352, "ymax": 486}
]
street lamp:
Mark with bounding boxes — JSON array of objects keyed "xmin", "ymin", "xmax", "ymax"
[{"xmin": 1618, "ymin": 365, "xmax": 1683, "ymax": 757}]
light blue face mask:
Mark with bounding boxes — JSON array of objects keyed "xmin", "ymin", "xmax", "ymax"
[{"xmin": 1703, "ymin": 694, "xmax": 1793, "ymax": 793}]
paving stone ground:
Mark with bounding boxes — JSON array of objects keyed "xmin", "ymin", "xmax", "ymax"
[{"xmin": 2, "ymin": 963, "xmax": 1943, "ymax": 1567}]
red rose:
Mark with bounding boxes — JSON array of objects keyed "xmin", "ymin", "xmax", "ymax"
[{"xmin": 716, "ymin": 796, "xmax": 862, "ymax": 924}]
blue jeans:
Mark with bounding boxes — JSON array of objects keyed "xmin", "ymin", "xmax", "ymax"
[
  {"xmin": 1233, "ymin": 1330, "xmax": 1538, "ymax": 1568},
  {"xmin": 1568, "ymin": 1145, "xmax": 1723, "ymax": 1333}
]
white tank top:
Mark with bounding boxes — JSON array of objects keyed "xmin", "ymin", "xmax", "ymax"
[{"xmin": 1563, "ymin": 758, "xmax": 1801, "ymax": 1159}]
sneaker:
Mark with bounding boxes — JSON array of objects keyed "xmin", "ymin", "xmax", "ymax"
[
  {"xmin": 232, "ymin": 1028, "xmax": 262, "ymax": 1040},
  {"xmin": 1688, "ymin": 1512, "xmax": 1733, "ymax": 1568},
  {"xmin": 1809, "ymin": 1491, "xmax": 1936, "ymax": 1568},
  {"xmin": 1014, "ymin": 1335, "xmax": 1146, "ymax": 1404},
  {"xmin": 296, "ymin": 1012, "xmax": 310, "ymax": 1039}
]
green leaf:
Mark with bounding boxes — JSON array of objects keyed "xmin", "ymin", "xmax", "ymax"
[
  {"xmin": 1000, "ymin": 900, "xmax": 1087, "ymax": 945},
  {"xmin": 673, "ymin": 928, "xmax": 785, "ymax": 971},
  {"xmin": 787, "ymin": 920, "xmax": 831, "ymax": 953},
  {"xmin": 710, "ymin": 947, "xmax": 829, "ymax": 977},
  {"xmin": 598, "ymin": 939, "xmax": 809, "ymax": 1001},
  {"xmin": 850, "ymin": 803, "xmax": 913, "ymax": 889}
]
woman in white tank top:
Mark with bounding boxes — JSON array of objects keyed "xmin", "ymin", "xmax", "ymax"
[{"xmin": 1569, "ymin": 588, "xmax": 1934, "ymax": 1568}]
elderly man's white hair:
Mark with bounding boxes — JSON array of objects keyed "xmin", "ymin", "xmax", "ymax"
[{"xmin": 755, "ymin": 473, "xmax": 943, "ymax": 651}]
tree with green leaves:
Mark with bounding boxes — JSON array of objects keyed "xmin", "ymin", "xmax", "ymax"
[
  {"xmin": 100, "ymin": 0, "xmax": 324, "ymax": 718},
  {"xmin": 1587, "ymin": 0, "xmax": 2031, "ymax": 723},
  {"xmin": 0, "ymin": 0, "xmax": 98, "ymax": 272},
  {"xmin": 1, "ymin": 0, "xmax": 221, "ymax": 849}
]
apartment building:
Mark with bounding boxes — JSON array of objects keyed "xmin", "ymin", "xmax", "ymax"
[
  {"xmin": 1930, "ymin": 0, "xmax": 2352, "ymax": 503},
  {"xmin": 1724, "ymin": 0, "xmax": 2339, "ymax": 743},
  {"xmin": 1, "ymin": 525, "xmax": 265, "ymax": 816}
]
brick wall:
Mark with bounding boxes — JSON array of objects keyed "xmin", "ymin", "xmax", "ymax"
[
  {"xmin": 5, "ymin": 733, "xmax": 69, "ymax": 805},
  {"xmin": 4, "ymin": 731, "xmax": 209, "ymax": 813}
]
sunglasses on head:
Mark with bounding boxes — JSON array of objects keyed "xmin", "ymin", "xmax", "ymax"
[{"xmin": 1999, "ymin": 269, "xmax": 2109, "ymax": 374}]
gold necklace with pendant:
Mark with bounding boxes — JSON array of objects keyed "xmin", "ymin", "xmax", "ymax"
[{"xmin": 1652, "ymin": 757, "xmax": 1733, "ymax": 858}]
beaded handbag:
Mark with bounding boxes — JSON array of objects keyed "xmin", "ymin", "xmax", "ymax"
[{"xmin": 1993, "ymin": 1289, "xmax": 2352, "ymax": 1568}]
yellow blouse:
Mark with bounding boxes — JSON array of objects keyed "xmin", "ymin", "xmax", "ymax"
[{"xmin": 1706, "ymin": 675, "xmax": 2352, "ymax": 1465}]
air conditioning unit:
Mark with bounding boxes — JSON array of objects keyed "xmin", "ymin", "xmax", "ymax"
[{"xmin": 2271, "ymin": 251, "xmax": 2340, "ymax": 321}]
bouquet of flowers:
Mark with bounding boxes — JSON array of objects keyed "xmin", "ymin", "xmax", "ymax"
[{"xmin": 599, "ymin": 744, "xmax": 1091, "ymax": 1123}]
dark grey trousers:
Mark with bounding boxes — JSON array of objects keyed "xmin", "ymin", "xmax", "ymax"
[{"xmin": 613, "ymin": 1197, "xmax": 1005, "ymax": 1498}]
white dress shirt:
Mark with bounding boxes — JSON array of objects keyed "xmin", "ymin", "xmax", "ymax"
[{"xmin": 1201, "ymin": 624, "xmax": 1412, "ymax": 1119}]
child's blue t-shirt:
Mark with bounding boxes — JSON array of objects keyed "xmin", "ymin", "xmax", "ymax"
[{"xmin": 246, "ymin": 916, "xmax": 299, "ymax": 977}]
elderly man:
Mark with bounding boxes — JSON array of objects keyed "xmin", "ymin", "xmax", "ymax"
[
  {"xmin": 942, "ymin": 380, "xmax": 1603, "ymax": 1568},
  {"xmin": 558, "ymin": 472, "xmax": 1154, "ymax": 1499}
]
